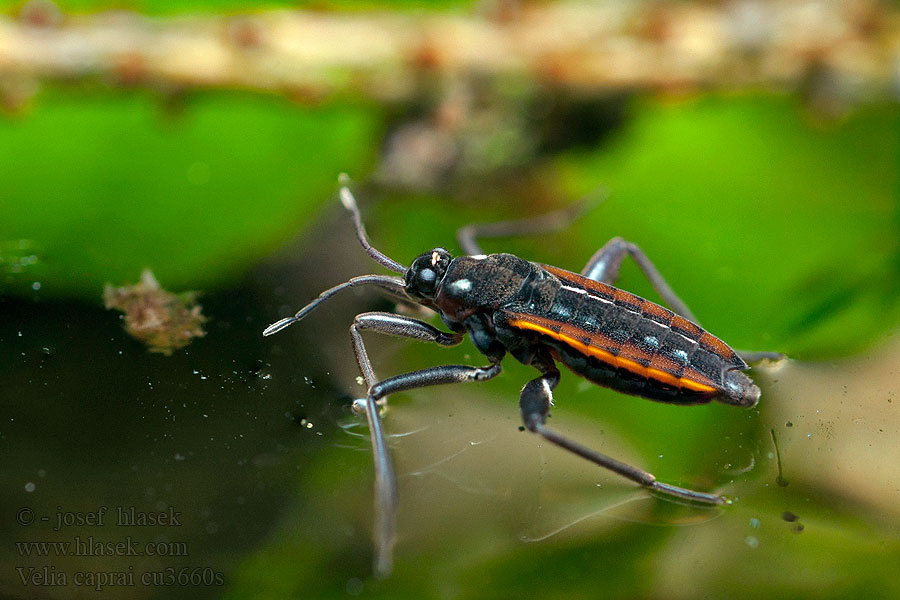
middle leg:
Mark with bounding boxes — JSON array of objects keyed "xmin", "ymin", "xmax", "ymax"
[
  {"xmin": 457, "ymin": 192, "xmax": 604, "ymax": 256},
  {"xmin": 350, "ymin": 311, "xmax": 464, "ymax": 406},
  {"xmin": 356, "ymin": 361, "xmax": 503, "ymax": 576}
]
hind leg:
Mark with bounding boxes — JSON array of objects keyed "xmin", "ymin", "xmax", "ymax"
[
  {"xmin": 517, "ymin": 352, "xmax": 727, "ymax": 505},
  {"xmin": 581, "ymin": 238, "xmax": 784, "ymax": 363}
]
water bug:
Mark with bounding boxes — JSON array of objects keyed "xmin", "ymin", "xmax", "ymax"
[{"xmin": 264, "ymin": 177, "xmax": 781, "ymax": 576}]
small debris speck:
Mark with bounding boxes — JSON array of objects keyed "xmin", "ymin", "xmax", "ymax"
[
  {"xmin": 744, "ymin": 536, "xmax": 759, "ymax": 549},
  {"xmin": 24, "ymin": 482, "xmax": 35, "ymax": 492}
]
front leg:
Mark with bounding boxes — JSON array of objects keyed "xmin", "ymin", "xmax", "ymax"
[{"xmin": 350, "ymin": 311, "xmax": 464, "ymax": 405}]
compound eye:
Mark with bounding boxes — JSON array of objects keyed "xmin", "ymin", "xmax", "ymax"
[{"xmin": 416, "ymin": 268, "xmax": 437, "ymax": 292}]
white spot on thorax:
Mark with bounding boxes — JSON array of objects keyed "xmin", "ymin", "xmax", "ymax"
[{"xmin": 452, "ymin": 278, "xmax": 472, "ymax": 292}]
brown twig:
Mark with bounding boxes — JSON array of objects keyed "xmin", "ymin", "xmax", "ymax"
[{"xmin": 0, "ymin": 0, "xmax": 897, "ymax": 105}]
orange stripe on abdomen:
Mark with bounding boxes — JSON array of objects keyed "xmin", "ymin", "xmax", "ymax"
[{"xmin": 507, "ymin": 316, "xmax": 718, "ymax": 394}]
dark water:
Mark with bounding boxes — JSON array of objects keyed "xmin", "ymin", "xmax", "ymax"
[{"xmin": 0, "ymin": 270, "xmax": 354, "ymax": 598}]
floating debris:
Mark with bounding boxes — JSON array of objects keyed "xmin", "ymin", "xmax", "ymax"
[{"xmin": 104, "ymin": 269, "xmax": 207, "ymax": 355}]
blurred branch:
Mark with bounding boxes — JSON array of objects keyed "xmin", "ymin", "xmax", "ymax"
[{"xmin": 1, "ymin": 0, "xmax": 898, "ymax": 107}]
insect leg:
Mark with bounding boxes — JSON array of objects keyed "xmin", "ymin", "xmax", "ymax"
[
  {"xmin": 733, "ymin": 349, "xmax": 785, "ymax": 362},
  {"xmin": 518, "ymin": 361, "xmax": 727, "ymax": 506},
  {"xmin": 348, "ymin": 312, "xmax": 492, "ymax": 577},
  {"xmin": 359, "ymin": 363, "xmax": 504, "ymax": 577},
  {"xmin": 581, "ymin": 238, "xmax": 784, "ymax": 363},
  {"xmin": 457, "ymin": 194, "xmax": 602, "ymax": 256},
  {"xmin": 581, "ymin": 237, "xmax": 700, "ymax": 323},
  {"xmin": 350, "ymin": 312, "xmax": 465, "ymax": 404}
]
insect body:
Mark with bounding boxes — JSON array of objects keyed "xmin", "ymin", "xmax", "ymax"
[
  {"xmin": 265, "ymin": 179, "xmax": 778, "ymax": 576},
  {"xmin": 428, "ymin": 252, "xmax": 760, "ymax": 408}
]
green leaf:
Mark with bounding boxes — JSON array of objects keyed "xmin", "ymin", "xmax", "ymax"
[{"xmin": 0, "ymin": 89, "xmax": 380, "ymax": 299}]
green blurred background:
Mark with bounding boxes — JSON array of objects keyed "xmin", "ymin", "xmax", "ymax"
[{"xmin": 2, "ymin": 1, "xmax": 899, "ymax": 599}]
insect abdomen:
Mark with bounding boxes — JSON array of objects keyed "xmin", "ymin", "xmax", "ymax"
[{"xmin": 501, "ymin": 265, "xmax": 756, "ymax": 406}]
